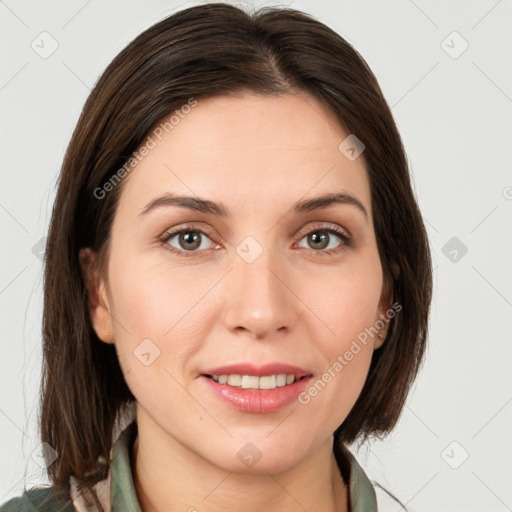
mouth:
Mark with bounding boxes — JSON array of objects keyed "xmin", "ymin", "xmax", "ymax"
[{"xmin": 199, "ymin": 363, "xmax": 313, "ymax": 413}]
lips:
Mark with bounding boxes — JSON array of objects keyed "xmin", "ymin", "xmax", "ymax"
[{"xmin": 200, "ymin": 363, "xmax": 313, "ymax": 413}]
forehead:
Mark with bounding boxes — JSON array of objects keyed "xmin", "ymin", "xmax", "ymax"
[{"xmin": 117, "ymin": 92, "xmax": 371, "ymax": 218}]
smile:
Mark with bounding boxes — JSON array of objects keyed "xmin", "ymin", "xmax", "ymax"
[{"xmin": 200, "ymin": 363, "xmax": 313, "ymax": 413}]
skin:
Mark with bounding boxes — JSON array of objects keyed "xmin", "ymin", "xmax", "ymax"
[{"xmin": 82, "ymin": 91, "xmax": 390, "ymax": 512}]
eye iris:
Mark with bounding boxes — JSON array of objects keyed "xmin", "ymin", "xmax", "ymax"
[
  {"xmin": 308, "ymin": 231, "xmax": 329, "ymax": 250},
  {"xmin": 180, "ymin": 231, "xmax": 201, "ymax": 250}
]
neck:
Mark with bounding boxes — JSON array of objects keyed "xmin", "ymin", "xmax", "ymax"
[{"xmin": 131, "ymin": 408, "xmax": 349, "ymax": 512}]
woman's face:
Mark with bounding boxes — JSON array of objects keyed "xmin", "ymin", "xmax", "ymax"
[{"xmin": 88, "ymin": 92, "xmax": 390, "ymax": 473}]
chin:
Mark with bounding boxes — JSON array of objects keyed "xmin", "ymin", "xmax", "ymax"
[{"xmin": 202, "ymin": 434, "xmax": 319, "ymax": 475}]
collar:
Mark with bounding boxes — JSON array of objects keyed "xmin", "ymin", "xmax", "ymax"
[{"xmin": 72, "ymin": 409, "xmax": 377, "ymax": 512}]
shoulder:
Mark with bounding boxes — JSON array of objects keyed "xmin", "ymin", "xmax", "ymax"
[{"xmin": 0, "ymin": 486, "xmax": 77, "ymax": 512}]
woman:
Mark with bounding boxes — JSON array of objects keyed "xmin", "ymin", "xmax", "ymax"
[{"xmin": 1, "ymin": 2, "xmax": 432, "ymax": 511}]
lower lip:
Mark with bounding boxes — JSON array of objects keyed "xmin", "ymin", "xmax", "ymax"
[{"xmin": 201, "ymin": 375, "xmax": 312, "ymax": 413}]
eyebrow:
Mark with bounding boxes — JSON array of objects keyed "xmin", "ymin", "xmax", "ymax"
[{"xmin": 139, "ymin": 191, "xmax": 368, "ymax": 221}]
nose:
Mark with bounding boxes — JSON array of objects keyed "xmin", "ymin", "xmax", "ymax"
[{"xmin": 222, "ymin": 243, "xmax": 298, "ymax": 340}]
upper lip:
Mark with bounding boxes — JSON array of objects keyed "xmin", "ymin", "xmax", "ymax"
[{"xmin": 201, "ymin": 363, "xmax": 312, "ymax": 378}]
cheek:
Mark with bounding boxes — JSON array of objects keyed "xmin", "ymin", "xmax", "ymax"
[
  {"xmin": 105, "ymin": 254, "xmax": 202, "ymax": 417},
  {"xmin": 295, "ymin": 257, "xmax": 382, "ymax": 423},
  {"xmin": 105, "ymin": 247, "xmax": 218, "ymax": 387},
  {"xmin": 307, "ymin": 256, "xmax": 383, "ymax": 353},
  {"xmin": 108, "ymin": 246, "xmax": 209, "ymax": 337}
]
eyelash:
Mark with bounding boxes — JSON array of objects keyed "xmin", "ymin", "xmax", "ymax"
[{"xmin": 159, "ymin": 223, "xmax": 352, "ymax": 258}]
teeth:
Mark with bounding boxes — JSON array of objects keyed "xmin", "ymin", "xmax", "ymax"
[
  {"xmin": 227, "ymin": 374, "xmax": 242, "ymax": 387},
  {"xmin": 241, "ymin": 375, "xmax": 259, "ymax": 389},
  {"xmin": 210, "ymin": 373, "xmax": 298, "ymax": 389},
  {"xmin": 259, "ymin": 375, "xmax": 276, "ymax": 389}
]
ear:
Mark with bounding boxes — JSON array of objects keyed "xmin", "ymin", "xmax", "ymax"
[
  {"xmin": 79, "ymin": 248, "xmax": 115, "ymax": 344},
  {"xmin": 373, "ymin": 273, "xmax": 394, "ymax": 349}
]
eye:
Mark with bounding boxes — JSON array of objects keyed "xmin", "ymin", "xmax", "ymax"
[
  {"xmin": 295, "ymin": 225, "xmax": 351, "ymax": 255},
  {"xmin": 161, "ymin": 225, "xmax": 217, "ymax": 256}
]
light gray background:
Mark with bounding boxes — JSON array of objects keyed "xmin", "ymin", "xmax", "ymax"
[{"xmin": 1, "ymin": 1, "xmax": 511, "ymax": 510}]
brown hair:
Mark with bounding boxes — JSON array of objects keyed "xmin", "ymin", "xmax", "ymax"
[{"xmin": 40, "ymin": 1, "xmax": 432, "ymax": 503}]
